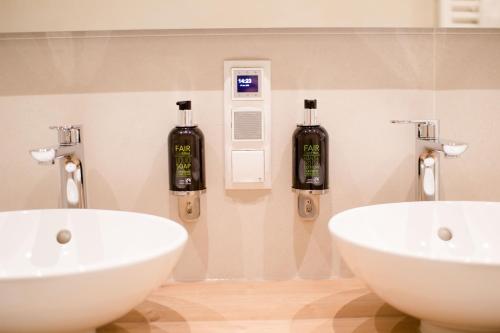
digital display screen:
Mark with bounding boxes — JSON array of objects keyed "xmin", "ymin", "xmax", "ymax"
[{"xmin": 236, "ymin": 75, "xmax": 259, "ymax": 93}]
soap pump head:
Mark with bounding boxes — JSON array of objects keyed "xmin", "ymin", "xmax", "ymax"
[
  {"xmin": 303, "ymin": 99, "xmax": 318, "ymax": 126},
  {"xmin": 176, "ymin": 100, "xmax": 194, "ymax": 127}
]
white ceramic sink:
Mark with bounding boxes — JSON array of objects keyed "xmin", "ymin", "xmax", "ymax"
[
  {"xmin": 329, "ymin": 201, "xmax": 500, "ymax": 333},
  {"xmin": 0, "ymin": 209, "xmax": 187, "ymax": 333}
]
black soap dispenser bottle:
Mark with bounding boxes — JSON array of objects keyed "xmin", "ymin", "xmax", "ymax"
[
  {"xmin": 168, "ymin": 100, "xmax": 206, "ymax": 221},
  {"xmin": 292, "ymin": 99, "xmax": 329, "ymax": 220}
]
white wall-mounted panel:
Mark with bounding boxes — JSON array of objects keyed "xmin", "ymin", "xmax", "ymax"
[
  {"xmin": 224, "ymin": 60, "xmax": 271, "ymax": 190},
  {"xmin": 231, "ymin": 150, "xmax": 265, "ymax": 183}
]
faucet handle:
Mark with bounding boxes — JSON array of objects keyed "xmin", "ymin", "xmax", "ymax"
[
  {"xmin": 49, "ymin": 125, "xmax": 81, "ymax": 145},
  {"xmin": 390, "ymin": 119, "xmax": 439, "ymax": 140}
]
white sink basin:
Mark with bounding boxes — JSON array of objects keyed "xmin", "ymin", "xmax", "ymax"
[
  {"xmin": 329, "ymin": 201, "xmax": 500, "ymax": 333},
  {"xmin": 0, "ymin": 209, "xmax": 187, "ymax": 333}
]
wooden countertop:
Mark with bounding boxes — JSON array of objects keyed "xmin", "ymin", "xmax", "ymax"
[{"xmin": 99, "ymin": 279, "xmax": 418, "ymax": 333}]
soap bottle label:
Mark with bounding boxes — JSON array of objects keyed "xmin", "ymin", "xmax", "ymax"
[
  {"xmin": 303, "ymin": 144, "xmax": 321, "ymax": 185},
  {"xmin": 175, "ymin": 144, "xmax": 192, "ymax": 186}
]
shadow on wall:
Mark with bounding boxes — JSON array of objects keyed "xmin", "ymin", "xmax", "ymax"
[
  {"xmin": 170, "ymin": 194, "xmax": 209, "ymax": 281},
  {"xmin": 330, "ymin": 239, "xmax": 355, "ymax": 278},
  {"xmin": 262, "ymin": 146, "xmax": 296, "ymax": 279},
  {"xmin": 133, "ymin": 148, "xmax": 170, "ymax": 217},
  {"xmin": 370, "ymin": 154, "xmax": 416, "ymax": 205},
  {"xmin": 87, "ymin": 169, "xmax": 120, "ymax": 210},
  {"xmin": 25, "ymin": 168, "xmax": 60, "ymax": 209},
  {"xmin": 293, "ymin": 192, "xmax": 334, "ymax": 279}
]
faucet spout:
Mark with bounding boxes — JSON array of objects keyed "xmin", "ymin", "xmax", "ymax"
[
  {"xmin": 30, "ymin": 145, "xmax": 80, "ymax": 164},
  {"xmin": 419, "ymin": 139, "xmax": 468, "ymax": 158},
  {"xmin": 30, "ymin": 147, "xmax": 57, "ymax": 165}
]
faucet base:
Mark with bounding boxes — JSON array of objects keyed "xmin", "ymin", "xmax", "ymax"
[{"xmin": 418, "ymin": 150, "xmax": 439, "ymax": 201}]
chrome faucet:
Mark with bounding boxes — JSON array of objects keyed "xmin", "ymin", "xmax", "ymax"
[
  {"xmin": 391, "ymin": 120, "xmax": 468, "ymax": 201},
  {"xmin": 30, "ymin": 125, "xmax": 87, "ymax": 208}
]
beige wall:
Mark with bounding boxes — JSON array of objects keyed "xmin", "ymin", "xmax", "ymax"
[
  {"xmin": 0, "ymin": 29, "xmax": 499, "ymax": 281},
  {"xmin": 0, "ymin": 0, "xmax": 436, "ymax": 33},
  {"xmin": 435, "ymin": 33, "xmax": 500, "ymax": 201}
]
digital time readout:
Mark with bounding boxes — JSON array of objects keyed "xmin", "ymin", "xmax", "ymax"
[{"xmin": 236, "ymin": 75, "xmax": 259, "ymax": 93}]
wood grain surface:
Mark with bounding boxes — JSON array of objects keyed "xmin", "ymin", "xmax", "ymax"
[{"xmin": 98, "ymin": 279, "xmax": 418, "ymax": 333}]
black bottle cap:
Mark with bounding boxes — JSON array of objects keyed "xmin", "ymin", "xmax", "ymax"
[
  {"xmin": 176, "ymin": 100, "xmax": 191, "ymax": 110},
  {"xmin": 304, "ymin": 99, "xmax": 317, "ymax": 109}
]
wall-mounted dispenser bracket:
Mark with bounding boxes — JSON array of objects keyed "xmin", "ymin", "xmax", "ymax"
[
  {"xmin": 295, "ymin": 189, "xmax": 327, "ymax": 220},
  {"xmin": 172, "ymin": 190, "xmax": 204, "ymax": 222}
]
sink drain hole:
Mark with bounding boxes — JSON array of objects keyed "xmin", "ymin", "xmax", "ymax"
[
  {"xmin": 56, "ymin": 229, "xmax": 72, "ymax": 244},
  {"xmin": 438, "ymin": 227, "xmax": 453, "ymax": 241}
]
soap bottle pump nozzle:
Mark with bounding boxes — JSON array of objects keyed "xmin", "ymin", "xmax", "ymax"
[
  {"xmin": 176, "ymin": 100, "xmax": 191, "ymax": 110},
  {"xmin": 303, "ymin": 99, "xmax": 318, "ymax": 126},
  {"xmin": 176, "ymin": 100, "xmax": 194, "ymax": 127},
  {"xmin": 304, "ymin": 99, "xmax": 317, "ymax": 109}
]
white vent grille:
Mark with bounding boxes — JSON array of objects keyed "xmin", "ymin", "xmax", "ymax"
[
  {"xmin": 233, "ymin": 110, "xmax": 263, "ymax": 141},
  {"xmin": 440, "ymin": 0, "xmax": 481, "ymax": 27}
]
